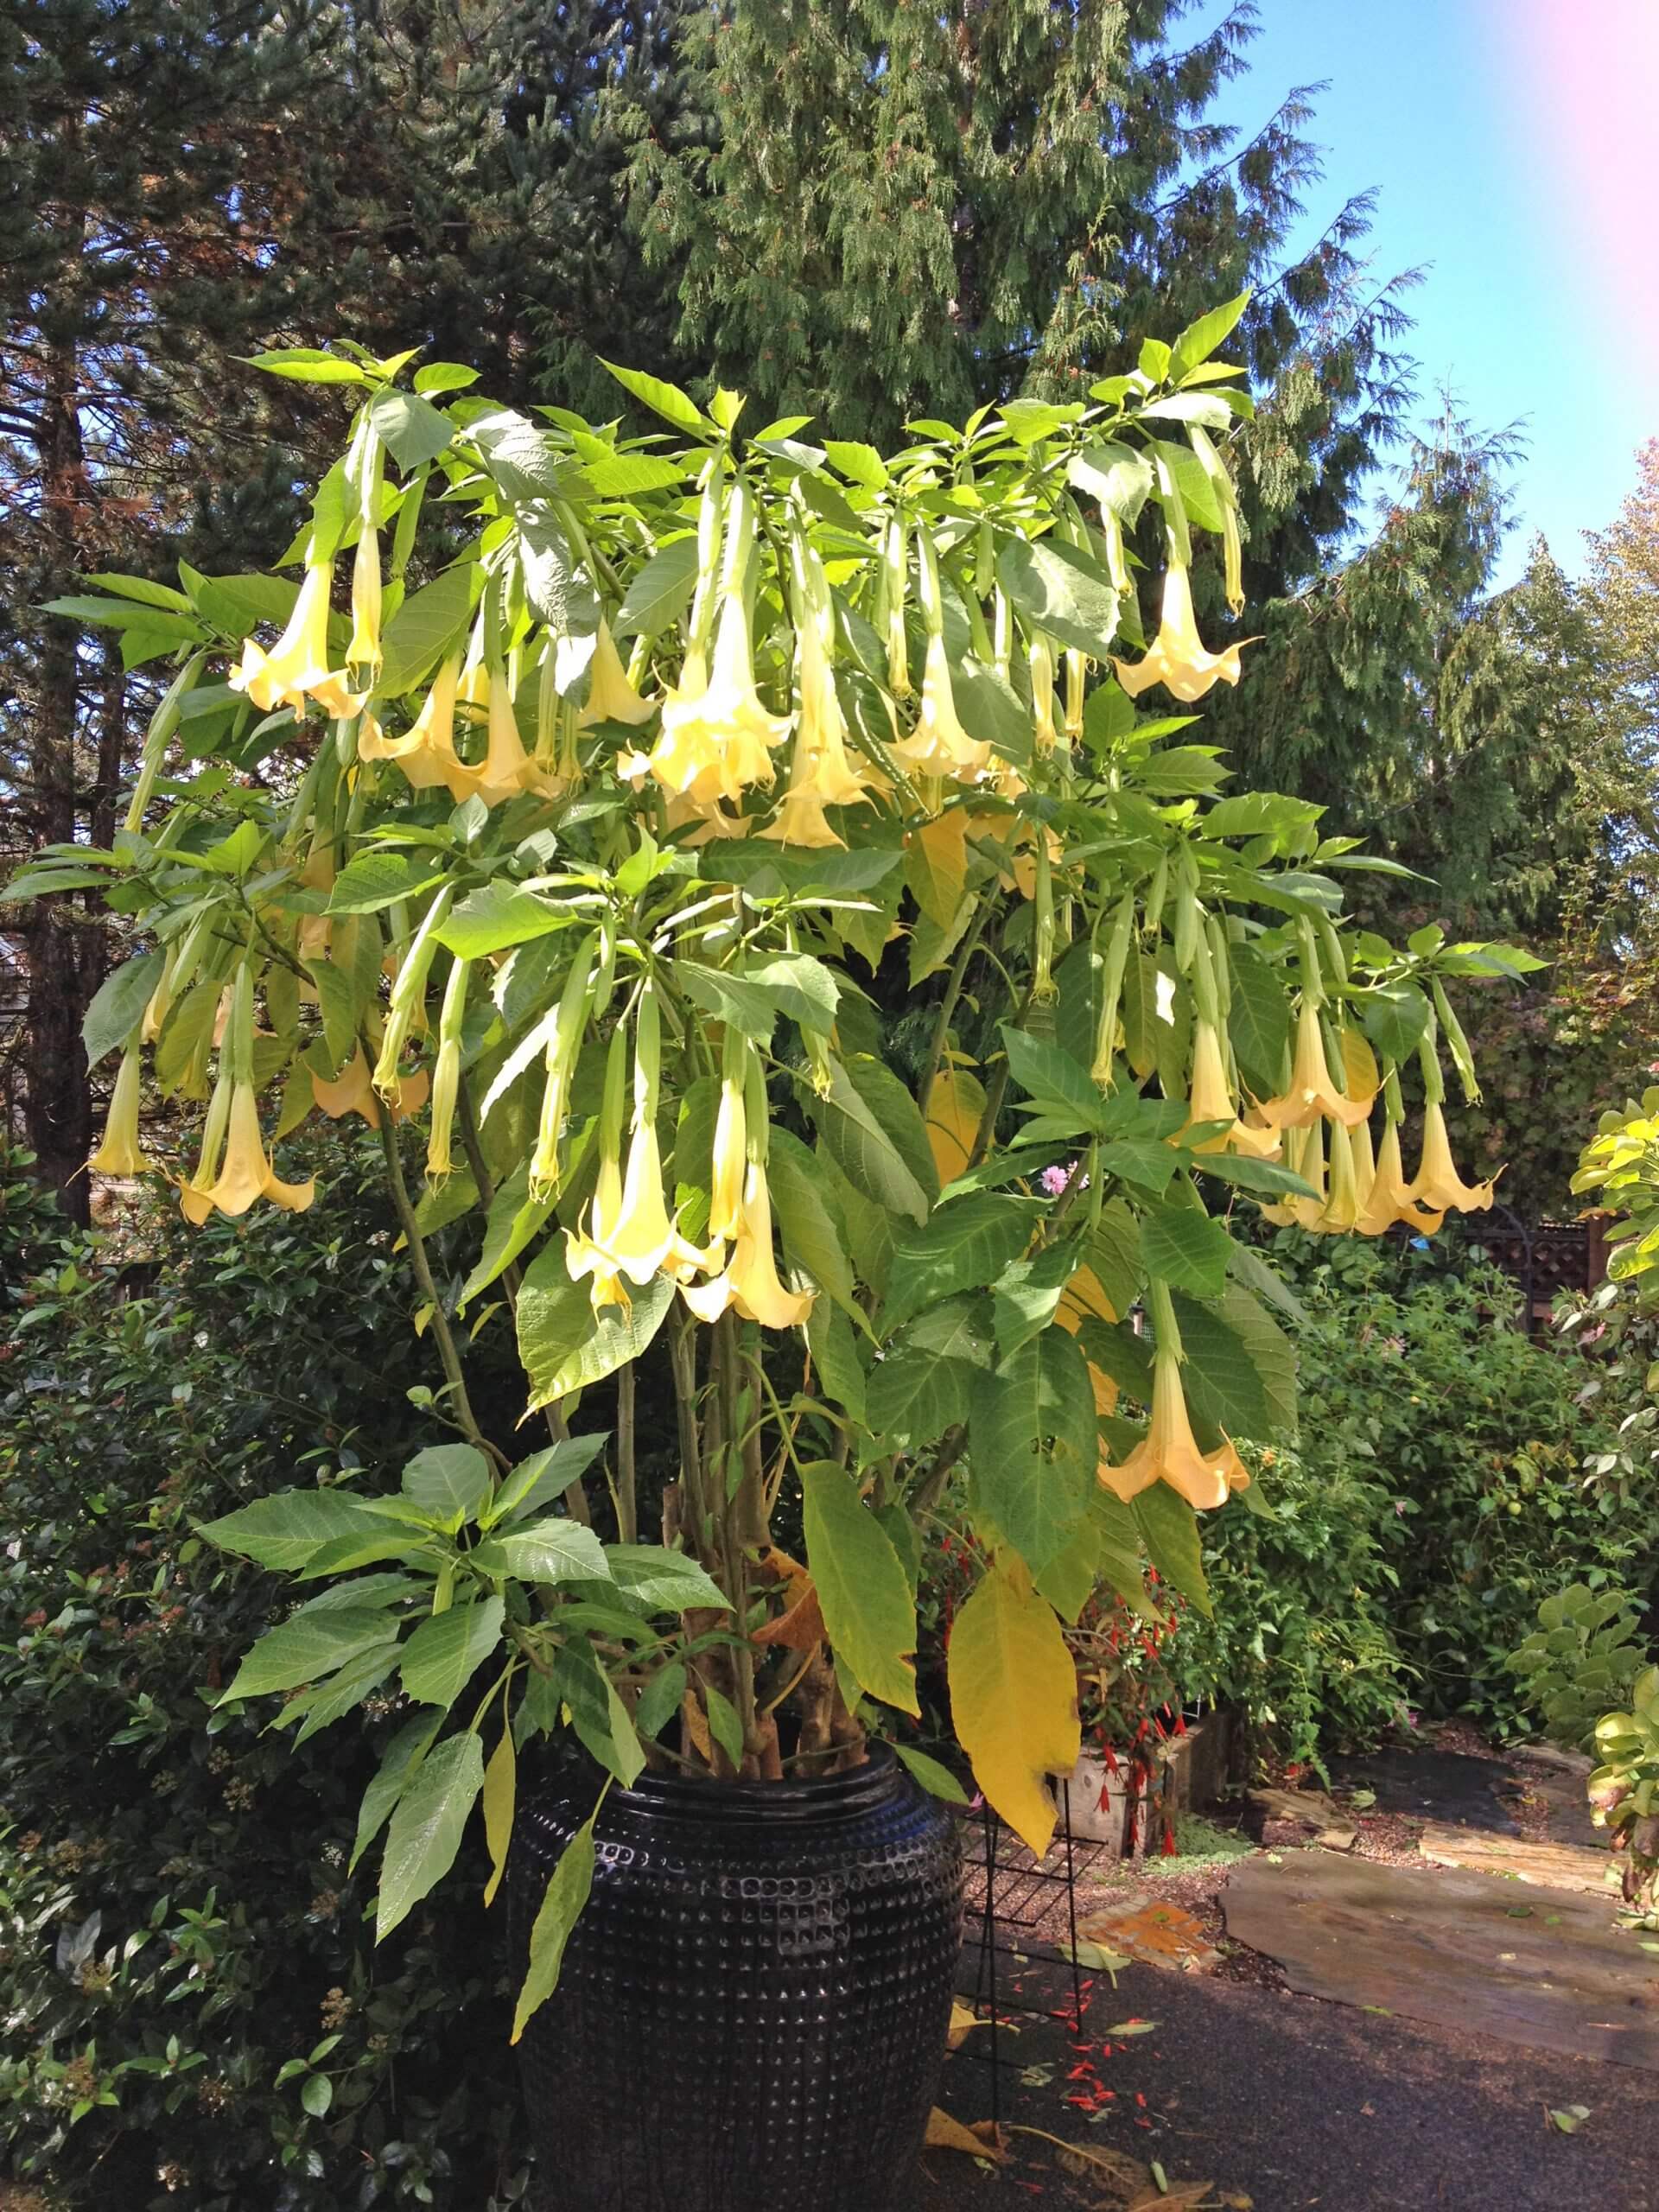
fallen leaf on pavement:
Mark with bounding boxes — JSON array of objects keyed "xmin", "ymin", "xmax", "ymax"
[
  {"xmin": 924, "ymin": 2109, "xmax": 1006, "ymax": 2161},
  {"xmin": 946, "ymin": 2001, "xmax": 983, "ymax": 2051},
  {"xmin": 1548, "ymin": 2104, "xmax": 1592, "ymax": 2134},
  {"xmin": 1065, "ymin": 1936, "xmax": 1136, "ymax": 1974},
  {"xmin": 1105, "ymin": 2018, "xmax": 1160, "ymax": 2037}
]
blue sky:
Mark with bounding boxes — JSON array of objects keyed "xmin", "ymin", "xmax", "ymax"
[{"xmin": 1208, "ymin": 0, "xmax": 1658, "ymax": 584}]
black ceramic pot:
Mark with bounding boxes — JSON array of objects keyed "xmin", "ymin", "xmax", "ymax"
[{"xmin": 512, "ymin": 1746, "xmax": 963, "ymax": 2212}]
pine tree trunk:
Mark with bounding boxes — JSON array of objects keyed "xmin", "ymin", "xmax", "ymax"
[{"xmin": 22, "ymin": 334, "xmax": 97, "ymax": 1227}]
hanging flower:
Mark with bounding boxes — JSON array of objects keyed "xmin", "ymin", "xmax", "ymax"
[
  {"xmin": 580, "ymin": 620, "xmax": 655, "ymax": 728},
  {"xmin": 565, "ymin": 1144, "xmax": 631, "ymax": 1313},
  {"xmin": 709, "ymin": 1043, "xmax": 748, "ymax": 1243},
  {"xmin": 1183, "ymin": 1020, "xmax": 1281, "ymax": 1160},
  {"xmin": 232, "ymin": 556, "xmax": 362, "ymax": 721},
  {"xmin": 357, "ymin": 658, "xmax": 469, "ymax": 796},
  {"xmin": 890, "ymin": 632, "xmax": 991, "ymax": 785},
  {"xmin": 681, "ymin": 1159, "xmax": 815, "ymax": 1331},
  {"xmin": 1029, "ymin": 638, "xmax": 1059, "ymax": 752},
  {"xmin": 1255, "ymin": 1003, "xmax": 1375, "ymax": 1132},
  {"xmin": 1256, "ymin": 1122, "xmax": 1330, "ymax": 1231},
  {"xmin": 312, "ymin": 1046, "xmax": 429, "ymax": 1128},
  {"xmin": 1310, "ymin": 1112, "xmax": 1361, "ymax": 1233},
  {"xmin": 346, "ymin": 521, "xmax": 382, "ymax": 681},
  {"xmin": 179, "ymin": 1080, "xmax": 315, "ymax": 1224},
  {"xmin": 1407, "ymin": 1099, "xmax": 1497, "ymax": 1217},
  {"xmin": 1354, "ymin": 1118, "xmax": 1443, "ymax": 1236},
  {"xmin": 649, "ymin": 593, "xmax": 789, "ymax": 807},
  {"xmin": 471, "ymin": 664, "xmax": 539, "ymax": 806},
  {"xmin": 1099, "ymin": 1344, "xmax": 1248, "ymax": 1510},
  {"xmin": 88, "ymin": 1047, "xmax": 154, "ymax": 1178},
  {"xmin": 1112, "ymin": 564, "xmax": 1253, "ymax": 704},
  {"xmin": 762, "ymin": 610, "xmax": 878, "ymax": 848}
]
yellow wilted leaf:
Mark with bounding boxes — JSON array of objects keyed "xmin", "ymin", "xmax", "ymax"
[
  {"xmin": 1341, "ymin": 1024, "xmax": 1379, "ymax": 1108},
  {"xmin": 482, "ymin": 1723, "xmax": 516, "ymax": 1909},
  {"xmin": 948, "ymin": 1555, "xmax": 1079, "ymax": 1856},
  {"xmin": 924, "ymin": 2108, "xmax": 1006, "ymax": 2161},
  {"xmin": 947, "ymin": 2000, "xmax": 985, "ymax": 2051},
  {"xmin": 908, "ymin": 809, "xmax": 969, "ymax": 929},
  {"xmin": 925, "ymin": 1064, "xmax": 987, "ymax": 1183},
  {"xmin": 1056, "ymin": 1263, "xmax": 1118, "ymax": 1331}
]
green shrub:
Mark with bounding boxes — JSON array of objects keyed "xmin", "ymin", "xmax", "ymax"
[
  {"xmin": 1504, "ymin": 1583, "xmax": 1646, "ymax": 1752},
  {"xmin": 0, "ymin": 1139, "xmax": 531, "ymax": 2210}
]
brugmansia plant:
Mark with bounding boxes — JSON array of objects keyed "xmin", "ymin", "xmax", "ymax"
[{"xmin": 12, "ymin": 302, "xmax": 1528, "ymax": 2030}]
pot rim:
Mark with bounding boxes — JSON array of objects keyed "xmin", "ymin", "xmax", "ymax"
[{"xmin": 535, "ymin": 1741, "xmax": 930, "ymax": 1828}]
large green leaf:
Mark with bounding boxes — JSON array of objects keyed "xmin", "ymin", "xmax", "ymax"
[
  {"xmin": 1000, "ymin": 1023, "xmax": 1103, "ymax": 1128},
  {"xmin": 511, "ymin": 1811, "xmax": 597, "ymax": 2042},
  {"xmin": 377, "ymin": 1731, "xmax": 485, "ymax": 1940},
  {"xmin": 1360, "ymin": 978, "xmax": 1433, "ymax": 1062},
  {"xmin": 867, "ymin": 1294, "xmax": 992, "ymax": 1446},
  {"xmin": 369, "ymin": 390, "xmax": 454, "ymax": 468},
  {"xmin": 459, "ymin": 1160, "xmax": 556, "ymax": 1311},
  {"xmin": 810, "ymin": 1056, "xmax": 931, "ymax": 1225},
  {"xmin": 768, "ymin": 1127, "xmax": 859, "ymax": 1318},
  {"xmin": 481, "ymin": 1435, "xmax": 608, "ymax": 1528},
  {"xmin": 378, "ymin": 560, "xmax": 477, "ymax": 695},
  {"xmin": 551, "ymin": 1643, "xmax": 646, "ymax": 1785},
  {"xmin": 351, "ymin": 1712, "xmax": 442, "ymax": 1873},
  {"xmin": 799, "ymin": 1459, "xmax": 918, "ymax": 1713},
  {"xmin": 200, "ymin": 1491, "xmax": 401, "ymax": 1573},
  {"xmin": 325, "ymin": 849, "xmax": 448, "ymax": 916},
  {"xmin": 1140, "ymin": 1198, "xmax": 1231, "ymax": 1300},
  {"xmin": 470, "ymin": 1515, "xmax": 610, "ymax": 1584},
  {"xmin": 435, "ymin": 884, "xmax": 567, "ymax": 959},
  {"xmin": 1167, "ymin": 1293, "xmax": 1271, "ymax": 1440},
  {"xmin": 880, "ymin": 1193, "xmax": 1040, "ymax": 1337},
  {"xmin": 220, "ymin": 1609, "xmax": 401, "ymax": 1703},
  {"xmin": 613, "ymin": 535, "xmax": 699, "ymax": 638},
  {"xmin": 996, "ymin": 535, "xmax": 1122, "ymax": 658},
  {"xmin": 518, "ymin": 1249, "xmax": 674, "ymax": 1412},
  {"xmin": 806, "ymin": 1299, "xmax": 868, "ymax": 1423},
  {"xmin": 401, "ymin": 1443, "xmax": 493, "ymax": 1530},
  {"xmin": 1133, "ymin": 1485, "xmax": 1212, "ymax": 1618},
  {"xmin": 604, "ymin": 1545, "xmax": 729, "ymax": 1613},
  {"xmin": 968, "ymin": 1328, "xmax": 1096, "ymax": 1574},
  {"xmin": 399, "ymin": 1596, "xmax": 505, "ymax": 1710},
  {"xmin": 83, "ymin": 950, "xmax": 165, "ymax": 1068},
  {"xmin": 1226, "ymin": 942, "xmax": 1292, "ymax": 1096}
]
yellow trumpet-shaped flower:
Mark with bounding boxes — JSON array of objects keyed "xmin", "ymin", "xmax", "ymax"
[
  {"xmin": 1255, "ymin": 1002, "xmax": 1375, "ymax": 1132},
  {"xmin": 357, "ymin": 658, "xmax": 468, "ymax": 796},
  {"xmin": 565, "ymin": 1147, "xmax": 631, "ymax": 1313},
  {"xmin": 1029, "ymin": 638, "xmax": 1059, "ymax": 752},
  {"xmin": 580, "ymin": 620, "xmax": 655, "ymax": 728},
  {"xmin": 890, "ymin": 632, "xmax": 991, "ymax": 785},
  {"xmin": 1355, "ymin": 1119, "xmax": 1443, "ymax": 1236},
  {"xmin": 1407, "ymin": 1098, "xmax": 1497, "ymax": 1217},
  {"xmin": 650, "ymin": 595, "xmax": 789, "ymax": 807},
  {"xmin": 470, "ymin": 664, "xmax": 540, "ymax": 806},
  {"xmin": 708, "ymin": 1051, "xmax": 747, "ymax": 1243},
  {"xmin": 761, "ymin": 613, "xmax": 878, "ymax": 848},
  {"xmin": 681, "ymin": 1159, "xmax": 815, "ymax": 1332},
  {"xmin": 346, "ymin": 522, "xmax": 382, "ymax": 680},
  {"xmin": 1311, "ymin": 1111, "xmax": 1361, "ymax": 1233},
  {"xmin": 179, "ymin": 1080, "xmax": 315, "ymax": 1224},
  {"xmin": 312, "ymin": 1046, "xmax": 429, "ymax": 1128},
  {"xmin": 1256, "ymin": 1122, "xmax": 1330, "ymax": 1231},
  {"xmin": 232, "ymin": 557, "xmax": 362, "ymax": 721},
  {"xmin": 1112, "ymin": 564, "xmax": 1255, "ymax": 705},
  {"xmin": 1183, "ymin": 1020, "xmax": 1281, "ymax": 1160},
  {"xmin": 1098, "ymin": 1345, "xmax": 1248, "ymax": 1510},
  {"xmin": 89, "ymin": 1047, "xmax": 155, "ymax": 1178}
]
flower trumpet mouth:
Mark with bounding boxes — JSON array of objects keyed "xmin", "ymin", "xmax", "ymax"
[
  {"xmin": 1408, "ymin": 1098, "xmax": 1497, "ymax": 1217},
  {"xmin": 1183, "ymin": 1020, "xmax": 1281, "ymax": 1160},
  {"xmin": 231, "ymin": 556, "xmax": 364, "ymax": 721},
  {"xmin": 179, "ymin": 1079, "xmax": 315, "ymax": 1224},
  {"xmin": 1255, "ymin": 1003, "xmax": 1374, "ymax": 1132},
  {"xmin": 1098, "ymin": 1346, "xmax": 1246, "ymax": 1510},
  {"xmin": 1112, "ymin": 563, "xmax": 1256, "ymax": 705},
  {"xmin": 649, "ymin": 594, "xmax": 789, "ymax": 806},
  {"xmin": 680, "ymin": 1159, "xmax": 815, "ymax": 1332}
]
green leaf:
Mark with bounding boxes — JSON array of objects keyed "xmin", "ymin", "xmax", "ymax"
[
  {"xmin": 1167, "ymin": 1293, "xmax": 1271, "ymax": 1439},
  {"xmin": 581, "ymin": 450, "xmax": 686, "ymax": 498},
  {"xmin": 1083, "ymin": 1202, "xmax": 1146, "ymax": 1319},
  {"xmin": 969, "ymin": 1329, "xmax": 1096, "ymax": 1575},
  {"xmin": 1068, "ymin": 442, "xmax": 1154, "ymax": 524},
  {"xmin": 200, "ymin": 1491, "xmax": 400, "ymax": 1573},
  {"xmin": 482, "ymin": 1435, "xmax": 607, "ymax": 1527},
  {"xmin": 83, "ymin": 950, "xmax": 164, "ymax": 1068},
  {"xmin": 806, "ymin": 1299, "xmax": 868, "ymax": 1422},
  {"xmin": 378, "ymin": 561, "xmax": 477, "ymax": 695},
  {"xmin": 301, "ymin": 2073, "xmax": 334, "ymax": 2119},
  {"xmin": 889, "ymin": 1744, "xmax": 969, "ymax": 1803},
  {"xmin": 867, "ymin": 1296, "xmax": 992, "ymax": 1447},
  {"xmin": 768, "ymin": 1127, "xmax": 859, "ymax": 1317},
  {"xmin": 243, "ymin": 347, "xmax": 366, "ymax": 385},
  {"xmin": 378, "ymin": 1732, "xmax": 485, "ymax": 1941},
  {"xmin": 1225, "ymin": 1237, "xmax": 1306, "ymax": 1324},
  {"xmin": 220, "ymin": 1610, "xmax": 400, "ymax": 1703},
  {"xmin": 1226, "ymin": 943, "xmax": 1292, "ymax": 1095},
  {"xmin": 85, "ymin": 570, "xmax": 193, "ymax": 613},
  {"xmin": 613, "ymin": 535, "xmax": 699, "ymax": 638},
  {"xmin": 703, "ymin": 1683, "xmax": 745, "ymax": 1768},
  {"xmin": 435, "ymin": 883, "xmax": 566, "ymax": 959},
  {"xmin": 1191, "ymin": 1151, "xmax": 1319, "ymax": 1200},
  {"xmin": 605, "ymin": 1544, "xmax": 729, "ymax": 1613},
  {"xmin": 743, "ymin": 951, "xmax": 840, "ymax": 1034},
  {"xmin": 518, "ymin": 507, "xmax": 601, "ymax": 634},
  {"xmin": 399, "ymin": 1597, "xmax": 505, "ymax": 1709},
  {"xmin": 823, "ymin": 440, "xmax": 888, "ymax": 489},
  {"xmin": 809, "ymin": 1055, "xmax": 933, "ymax": 1226},
  {"xmin": 996, "ymin": 535, "xmax": 1122, "ymax": 657},
  {"xmin": 511, "ymin": 1809, "xmax": 596, "ymax": 2040},
  {"xmin": 415, "ymin": 362, "xmax": 480, "ymax": 396},
  {"xmin": 1205, "ymin": 791, "xmax": 1322, "ymax": 842},
  {"xmin": 598, "ymin": 359, "xmax": 710, "ymax": 436},
  {"xmin": 880, "ymin": 1194, "xmax": 1040, "ymax": 1336},
  {"xmin": 635, "ymin": 1661, "xmax": 687, "ymax": 1741},
  {"xmin": 401, "ymin": 1443, "xmax": 493, "ymax": 1530},
  {"xmin": 1133, "ymin": 1485, "xmax": 1211, "ymax": 1617},
  {"xmin": 470, "ymin": 1515, "xmax": 610, "ymax": 1585},
  {"xmin": 1140, "ymin": 1200, "xmax": 1231, "ymax": 1300},
  {"xmin": 954, "ymin": 656, "xmax": 1033, "ymax": 761},
  {"xmin": 800, "ymin": 1459, "xmax": 918, "ymax": 1714},
  {"xmin": 1169, "ymin": 292, "xmax": 1250, "ymax": 382},
  {"xmin": 673, "ymin": 958, "xmax": 781, "ymax": 1043},
  {"xmin": 272, "ymin": 1642, "xmax": 404, "ymax": 1745},
  {"xmin": 459, "ymin": 1161, "xmax": 556, "ymax": 1311},
  {"xmin": 369, "ymin": 390, "xmax": 454, "ymax": 469},
  {"xmin": 1360, "ymin": 979, "xmax": 1433, "ymax": 1062},
  {"xmin": 518, "ymin": 1248, "xmax": 674, "ymax": 1412},
  {"xmin": 326, "ymin": 849, "xmax": 448, "ymax": 916},
  {"xmin": 352, "ymin": 1713, "xmax": 442, "ymax": 1872}
]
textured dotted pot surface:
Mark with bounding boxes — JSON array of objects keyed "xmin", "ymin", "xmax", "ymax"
[{"xmin": 512, "ymin": 1746, "xmax": 964, "ymax": 2212}]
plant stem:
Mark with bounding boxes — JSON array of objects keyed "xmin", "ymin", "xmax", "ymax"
[
  {"xmin": 918, "ymin": 897, "xmax": 989, "ymax": 1112},
  {"xmin": 372, "ymin": 1081, "xmax": 505, "ymax": 1474},
  {"xmin": 616, "ymin": 1357, "xmax": 638, "ymax": 1544}
]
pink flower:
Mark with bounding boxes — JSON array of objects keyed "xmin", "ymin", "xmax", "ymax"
[{"xmin": 1040, "ymin": 1164, "xmax": 1072, "ymax": 1197}]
